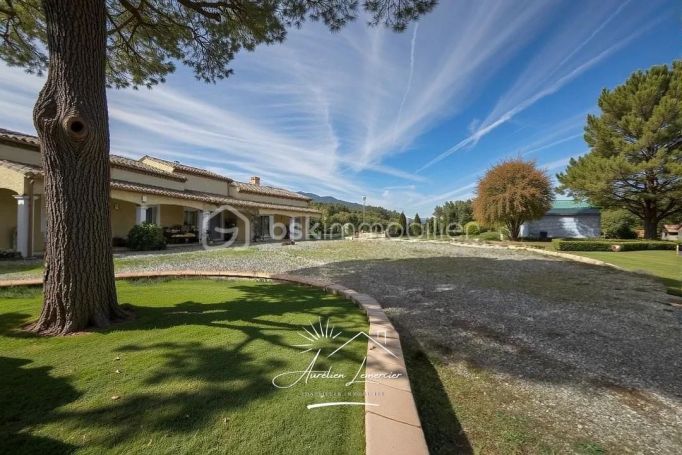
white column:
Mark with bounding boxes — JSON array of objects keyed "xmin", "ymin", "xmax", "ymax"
[
  {"xmin": 135, "ymin": 205, "xmax": 148, "ymax": 225},
  {"xmin": 198, "ymin": 210, "xmax": 210, "ymax": 243},
  {"xmin": 303, "ymin": 216, "xmax": 310, "ymax": 240},
  {"xmin": 289, "ymin": 217, "xmax": 297, "ymax": 240},
  {"xmin": 14, "ymin": 196, "xmax": 30, "ymax": 257}
]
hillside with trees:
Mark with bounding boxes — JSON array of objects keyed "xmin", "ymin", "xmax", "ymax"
[{"xmin": 312, "ymin": 201, "xmax": 401, "ymax": 233}]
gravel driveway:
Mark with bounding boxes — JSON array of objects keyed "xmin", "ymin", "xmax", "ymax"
[
  {"xmin": 2, "ymin": 239, "xmax": 680, "ymax": 452},
  {"xmin": 292, "ymin": 241, "xmax": 681, "ymax": 453}
]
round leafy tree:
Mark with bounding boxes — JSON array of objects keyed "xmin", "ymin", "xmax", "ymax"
[{"xmin": 472, "ymin": 159, "xmax": 553, "ymax": 241}]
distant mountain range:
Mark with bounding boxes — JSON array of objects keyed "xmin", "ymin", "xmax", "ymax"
[{"xmin": 298, "ymin": 192, "xmax": 364, "ymax": 210}]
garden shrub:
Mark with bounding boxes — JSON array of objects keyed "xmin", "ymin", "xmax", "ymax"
[
  {"xmin": 464, "ymin": 221, "xmax": 480, "ymax": 236},
  {"xmin": 555, "ymin": 240, "xmax": 677, "ymax": 251},
  {"xmin": 127, "ymin": 223, "xmax": 166, "ymax": 251},
  {"xmin": 618, "ymin": 241, "xmax": 678, "ymax": 251}
]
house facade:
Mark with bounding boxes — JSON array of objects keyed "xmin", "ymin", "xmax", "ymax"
[
  {"xmin": 661, "ymin": 224, "xmax": 680, "ymax": 241},
  {"xmin": 519, "ymin": 200, "xmax": 601, "ymax": 239},
  {"xmin": 0, "ymin": 128, "xmax": 320, "ymax": 257}
]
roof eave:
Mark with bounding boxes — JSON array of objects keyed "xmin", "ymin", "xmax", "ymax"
[
  {"xmin": 0, "ymin": 136, "xmax": 40, "ymax": 151},
  {"xmin": 236, "ymin": 187, "xmax": 311, "ymax": 201},
  {"xmin": 109, "ymin": 162, "xmax": 187, "ymax": 182}
]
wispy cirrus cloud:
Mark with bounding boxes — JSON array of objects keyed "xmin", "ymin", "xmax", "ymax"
[
  {"xmin": 0, "ymin": 0, "xmax": 673, "ymax": 217},
  {"xmin": 418, "ymin": 0, "xmax": 665, "ymax": 172}
]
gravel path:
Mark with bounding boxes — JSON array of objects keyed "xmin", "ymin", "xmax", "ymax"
[
  {"xmin": 292, "ymin": 241, "xmax": 682, "ymax": 453},
  {"xmin": 2, "ymin": 239, "xmax": 680, "ymax": 452}
]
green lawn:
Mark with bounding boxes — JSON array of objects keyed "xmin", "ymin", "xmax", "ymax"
[
  {"xmin": 0, "ymin": 279, "xmax": 367, "ymax": 454},
  {"xmin": 0, "ymin": 259, "xmax": 43, "ymax": 276},
  {"xmin": 572, "ymin": 250, "xmax": 682, "ymax": 292}
]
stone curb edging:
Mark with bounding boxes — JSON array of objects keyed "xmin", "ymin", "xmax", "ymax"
[{"xmin": 0, "ymin": 270, "xmax": 429, "ymax": 455}]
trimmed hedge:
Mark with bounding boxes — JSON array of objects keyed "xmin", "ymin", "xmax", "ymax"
[
  {"xmin": 127, "ymin": 223, "xmax": 166, "ymax": 251},
  {"xmin": 554, "ymin": 240, "xmax": 678, "ymax": 252}
]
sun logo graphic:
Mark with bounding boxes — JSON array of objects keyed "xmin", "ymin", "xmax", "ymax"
[
  {"xmin": 292, "ymin": 317, "xmax": 343, "ymax": 354},
  {"xmin": 272, "ymin": 317, "xmax": 402, "ymax": 410}
]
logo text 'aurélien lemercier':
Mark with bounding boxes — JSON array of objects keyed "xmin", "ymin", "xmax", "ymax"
[{"xmin": 271, "ymin": 318, "xmax": 404, "ymax": 409}]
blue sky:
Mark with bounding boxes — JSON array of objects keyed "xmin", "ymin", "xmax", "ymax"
[{"xmin": 0, "ymin": 0, "xmax": 680, "ymax": 216}]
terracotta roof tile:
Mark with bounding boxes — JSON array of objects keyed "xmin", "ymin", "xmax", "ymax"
[
  {"xmin": 0, "ymin": 130, "xmax": 185, "ymax": 183},
  {"xmin": 141, "ymin": 155, "xmax": 232, "ymax": 182},
  {"xmin": 233, "ymin": 181, "xmax": 311, "ymax": 201},
  {"xmin": 0, "ymin": 158, "xmax": 43, "ymax": 176},
  {"xmin": 110, "ymin": 155, "xmax": 186, "ymax": 182},
  {"xmin": 0, "ymin": 128, "xmax": 40, "ymax": 148},
  {"xmin": 111, "ymin": 180, "xmax": 320, "ymax": 215}
]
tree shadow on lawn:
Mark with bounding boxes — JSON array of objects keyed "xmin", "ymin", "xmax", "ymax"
[
  {"xmin": 61, "ymin": 340, "xmax": 288, "ymax": 449},
  {"xmin": 0, "ymin": 280, "xmax": 367, "ymax": 451},
  {"xmin": 72, "ymin": 282, "xmax": 365, "ymax": 448},
  {"xmin": 395, "ymin": 322, "xmax": 474, "ymax": 455},
  {"xmin": 0, "ymin": 356, "xmax": 79, "ymax": 454},
  {"xmin": 293, "ymin": 256, "xmax": 682, "ymax": 408},
  {"xmin": 114, "ymin": 280, "xmax": 366, "ymax": 367}
]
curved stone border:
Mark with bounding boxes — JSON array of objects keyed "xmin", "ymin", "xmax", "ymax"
[{"xmin": 0, "ymin": 270, "xmax": 428, "ymax": 455}]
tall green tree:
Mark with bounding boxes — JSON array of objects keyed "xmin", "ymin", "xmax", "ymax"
[
  {"xmin": 448, "ymin": 200, "xmax": 473, "ymax": 226},
  {"xmin": 398, "ymin": 211, "xmax": 408, "ymax": 237},
  {"xmin": 432, "ymin": 205, "xmax": 444, "ymax": 235},
  {"xmin": 601, "ymin": 209, "xmax": 639, "ymax": 239},
  {"xmin": 0, "ymin": 0, "xmax": 436, "ymax": 335},
  {"xmin": 472, "ymin": 159, "xmax": 553, "ymax": 240},
  {"xmin": 410, "ymin": 212, "xmax": 422, "ymax": 236},
  {"xmin": 558, "ymin": 61, "xmax": 682, "ymax": 239},
  {"xmin": 433, "ymin": 199, "xmax": 472, "ymax": 233}
]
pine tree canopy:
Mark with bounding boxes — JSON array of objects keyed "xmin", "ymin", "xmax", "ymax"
[
  {"xmin": 0, "ymin": 0, "xmax": 437, "ymax": 88},
  {"xmin": 557, "ymin": 60, "xmax": 682, "ymax": 238}
]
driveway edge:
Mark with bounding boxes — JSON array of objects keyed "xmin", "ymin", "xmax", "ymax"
[
  {"xmin": 0, "ymin": 270, "xmax": 429, "ymax": 455},
  {"xmin": 397, "ymin": 238, "xmax": 633, "ymax": 271},
  {"xmin": 446, "ymin": 240, "xmax": 636, "ymax": 270}
]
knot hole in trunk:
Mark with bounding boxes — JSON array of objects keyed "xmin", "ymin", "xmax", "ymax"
[{"xmin": 64, "ymin": 116, "xmax": 88, "ymax": 141}]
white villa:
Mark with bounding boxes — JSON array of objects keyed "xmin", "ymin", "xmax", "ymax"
[{"xmin": 0, "ymin": 128, "xmax": 320, "ymax": 257}]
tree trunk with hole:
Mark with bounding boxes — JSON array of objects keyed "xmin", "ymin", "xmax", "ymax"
[{"xmin": 29, "ymin": 0, "xmax": 127, "ymax": 335}]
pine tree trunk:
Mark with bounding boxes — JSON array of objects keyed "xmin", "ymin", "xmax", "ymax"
[{"xmin": 29, "ymin": 0, "xmax": 127, "ymax": 335}]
